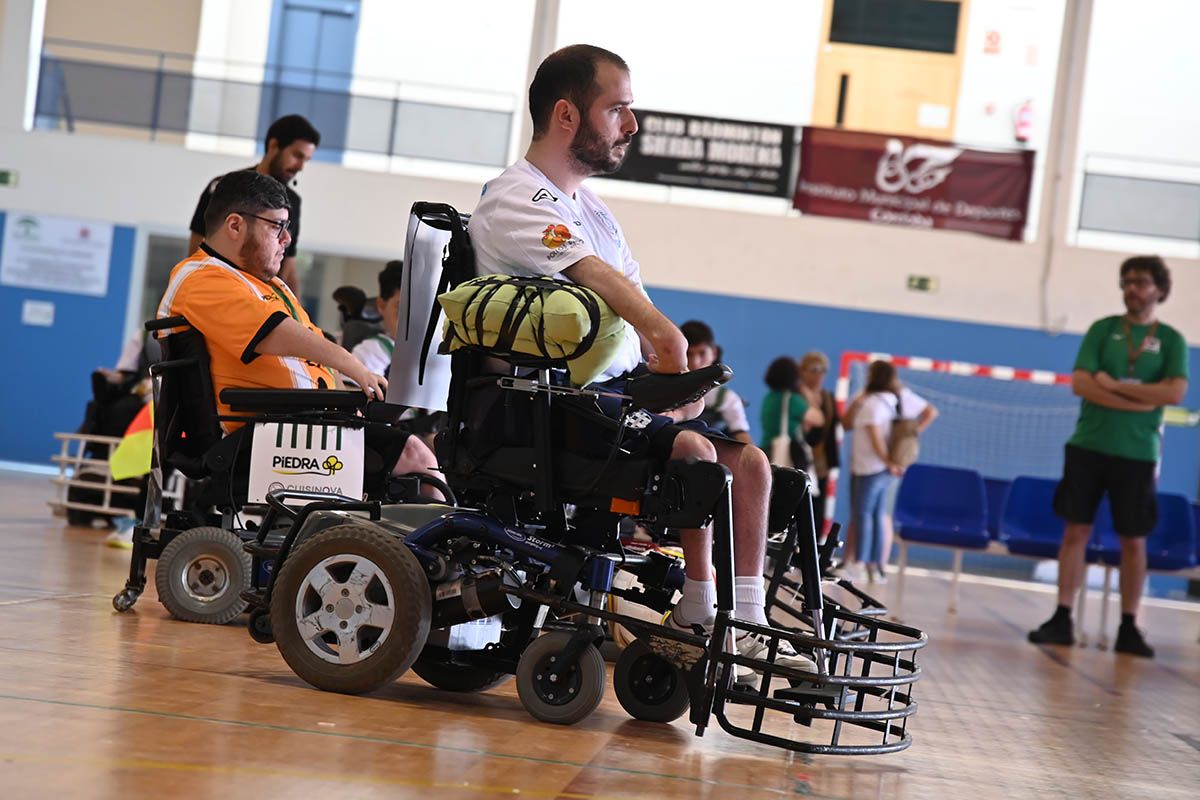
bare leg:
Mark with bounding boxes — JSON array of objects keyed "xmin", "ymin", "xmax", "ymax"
[
  {"xmin": 1118, "ymin": 536, "xmax": 1147, "ymax": 616},
  {"xmin": 1056, "ymin": 523, "xmax": 1092, "ymax": 607},
  {"xmin": 711, "ymin": 438, "xmax": 770, "ymax": 577},
  {"xmin": 878, "ymin": 511, "xmax": 894, "ymax": 568},
  {"xmin": 392, "ymin": 435, "xmax": 446, "ymax": 501}
]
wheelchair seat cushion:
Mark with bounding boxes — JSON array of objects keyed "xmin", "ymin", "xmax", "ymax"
[{"xmin": 438, "ymin": 275, "xmax": 625, "ymax": 386}]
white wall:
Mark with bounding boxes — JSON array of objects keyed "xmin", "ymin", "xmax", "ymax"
[
  {"xmin": 1067, "ymin": 0, "xmax": 1200, "ymax": 259},
  {"xmin": 556, "ymin": 0, "xmax": 823, "ymax": 127}
]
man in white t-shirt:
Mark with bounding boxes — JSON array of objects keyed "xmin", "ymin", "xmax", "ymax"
[
  {"xmin": 351, "ymin": 260, "xmax": 403, "ymax": 376},
  {"xmin": 471, "ymin": 44, "xmax": 812, "ymax": 675}
]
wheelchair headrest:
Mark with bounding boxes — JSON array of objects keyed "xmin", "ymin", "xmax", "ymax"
[{"xmin": 625, "ymin": 363, "xmax": 732, "ymax": 413}]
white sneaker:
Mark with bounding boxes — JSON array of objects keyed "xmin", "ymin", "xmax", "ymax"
[
  {"xmin": 662, "ymin": 611, "xmax": 755, "ymax": 684},
  {"xmin": 836, "ymin": 562, "xmax": 866, "ymax": 583},
  {"xmin": 104, "ymin": 526, "xmax": 134, "ymax": 549},
  {"xmin": 735, "ymin": 631, "xmax": 818, "ymax": 683},
  {"xmin": 868, "ymin": 563, "xmax": 889, "ymax": 585}
]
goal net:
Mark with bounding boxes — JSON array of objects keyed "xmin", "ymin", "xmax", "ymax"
[{"xmin": 836, "ymin": 351, "xmax": 1080, "ymax": 483}]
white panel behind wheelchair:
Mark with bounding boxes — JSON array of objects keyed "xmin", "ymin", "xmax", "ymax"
[{"xmin": 385, "ymin": 209, "xmax": 457, "ymax": 412}]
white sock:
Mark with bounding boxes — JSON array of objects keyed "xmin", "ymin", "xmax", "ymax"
[
  {"xmin": 735, "ymin": 575, "xmax": 768, "ymax": 626},
  {"xmin": 675, "ymin": 577, "xmax": 717, "ymax": 627}
]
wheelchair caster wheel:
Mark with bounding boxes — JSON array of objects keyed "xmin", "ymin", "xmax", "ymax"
[
  {"xmin": 516, "ymin": 631, "xmax": 605, "ymax": 726},
  {"xmin": 156, "ymin": 527, "xmax": 252, "ymax": 624},
  {"xmin": 614, "ymin": 639, "xmax": 690, "ymax": 723},
  {"xmin": 112, "ymin": 589, "xmax": 140, "ymax": 613},
  {"xmin": 248, "ymin": 608, "xmax": 274, "ymax": 644}
]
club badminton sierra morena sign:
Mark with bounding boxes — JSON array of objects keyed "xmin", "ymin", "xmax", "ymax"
[
  {"xmin": 247, "ymin": 422, "xmax": 365, "ymax": 504},
  {"xmin": 609, "ymin": 109, "xmax": 796, "ymax": 198},
  {"xmin": 793, "ymin": 126, "xmax": 1035, "ymax": 240}
]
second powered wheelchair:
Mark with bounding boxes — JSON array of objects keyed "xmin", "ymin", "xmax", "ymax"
[
  {"xmin": 238, "ymin": 202, "xmax": 926, "ymax": 755},
  {"xmin": 111, "ymin": 313, "xmax": 447, "ymax": 625}
]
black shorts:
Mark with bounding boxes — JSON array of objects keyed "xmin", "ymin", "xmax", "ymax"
[{"xmin": 1053, "ymin": 444, "xmax": 1157, "ymax": 538}]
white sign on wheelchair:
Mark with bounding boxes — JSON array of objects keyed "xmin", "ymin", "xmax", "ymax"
[{"xmin": 247, "ymin": 423, "xmax": 365, "ymax": 504}]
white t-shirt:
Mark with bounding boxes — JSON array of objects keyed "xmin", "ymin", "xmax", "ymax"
[
  {"xmin": 351, "ymin": 334, "xmax": 394, "ymax": 376},
  {"xmin": 704, "ymin": 385, "xmax": 750, "ymax": 435},
  {"xmin": 470, "ymin": 159, "xmax": 646, "ymax": 382},
  {"xmin": 850, "ymin": 387, "xmax": 929, "ymax": 475}
]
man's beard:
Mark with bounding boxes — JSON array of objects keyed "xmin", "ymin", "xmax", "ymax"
[
  {"xmin": 239, "ymin": 235, "xmax": 277, "ymax": 279},
  {"xmin": 569, "ymin": 117, "xmax": 631, "ymax": 176},
  {"xmin": 268, "ymin": 152, "xmax": 295, "ymax": 183}
]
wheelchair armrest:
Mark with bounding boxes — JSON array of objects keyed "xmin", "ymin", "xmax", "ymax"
[
  {"xmin": 146, "ymin": 315, "xmax": 189, "ymax": 332},
  {"xmin": 625, "ymin": 363, "xmax": 732, "ymax": 413},
  {"xmin": 219, "ymin": 387, "xmax": 367, "ymax": 413}
]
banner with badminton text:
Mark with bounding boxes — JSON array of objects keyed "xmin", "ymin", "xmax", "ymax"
[{"xmin": 793, "ymin": 126, "xmax": 1035, "ymax": 241}]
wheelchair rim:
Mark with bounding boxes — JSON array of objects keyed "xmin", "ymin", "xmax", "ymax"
[
  {"xmin": 293, "ymin": 554, "xmax": 396, "ymax": 665},
  {"xmin": 180, "ymin": 556, "xmax": 230, "ymax": 603}
]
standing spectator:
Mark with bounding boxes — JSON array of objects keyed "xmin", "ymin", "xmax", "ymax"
[
  {"xmin": 759, "ymin": 356, "xmax": 824, "ymax": 467},
  {"xmin": 798, "ymin": 351, "xmax": 839, "ymax": 540},
  {"xmin": 681, "ymin": 320, "xmax": 752, "ymax": 444},
  {"xmin": 844, "ymin": 361, "xmax": 936, "ymax": 583},
  {"xmin": 188, "ymin": 114, "xmax": 320, "ymax": 295},
  {"xmin": 1029, "ymin": 256, "xmax": 1188, "ymax": 658}
]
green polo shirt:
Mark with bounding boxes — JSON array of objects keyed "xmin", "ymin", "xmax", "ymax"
[
  {"xmin": 1068, "ymin": 315, "xmax": 1188, "ymax": 462},
  {"xmin": 758, "ymin": 390, "xmax": 809, "ymax": 449}
]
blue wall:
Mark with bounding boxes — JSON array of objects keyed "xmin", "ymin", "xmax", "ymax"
[
  {"xmin": 0, "ymin": 211, "xmax": 136, "ymax": 463},
  {"xmin": 647, "ymin": 285, "xmax": 1200, "ymax": 509}
]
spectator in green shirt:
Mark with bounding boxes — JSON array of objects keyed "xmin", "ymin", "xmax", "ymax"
[
  {"xmin": 759, "ymin": 356, "xmax": 825, "ymax": 462},
  {"xmin": 1029, "ymin": 256, "xmax": 1189, "ymax": 658}
]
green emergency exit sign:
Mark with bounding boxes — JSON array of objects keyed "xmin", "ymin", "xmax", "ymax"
[
  {"xmin": 907, "ymin": 274, "xmax": 938, "ymax": 292},
  {"xmin": 0, "ymin": 169, "xmax": 17, "ymax": 187}
]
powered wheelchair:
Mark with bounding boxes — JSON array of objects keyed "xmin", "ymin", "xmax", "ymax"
[
  {"xmin": 111, "ymin": 314, "xmax": 448, "ymax": 624},
  {"xmin": 236, "ymin": 202, "xmax": 926, "ymax": 755}
]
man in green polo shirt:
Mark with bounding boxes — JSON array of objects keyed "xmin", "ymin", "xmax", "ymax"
[{"xmin": 1029, "ymin": 256, "xmax": 1189, "ymax": 657}]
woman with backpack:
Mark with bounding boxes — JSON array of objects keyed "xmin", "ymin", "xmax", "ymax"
[{"xmin": 843, "ymin": 360, "xmax": 938, "ymax": 583}]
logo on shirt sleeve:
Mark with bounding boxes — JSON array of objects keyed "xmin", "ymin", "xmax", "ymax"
[
  {"xmin": 531, "ymin": 188, "xmax": 558, "ymax": 203},
  {"xmin": 541, "ymin": 224, "xmax": 572, "ymax": 248}
]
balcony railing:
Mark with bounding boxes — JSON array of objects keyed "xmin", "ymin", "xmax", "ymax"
[{"xmin": 34, "ymin": 38, "xmax": 515, "ymax": 168}]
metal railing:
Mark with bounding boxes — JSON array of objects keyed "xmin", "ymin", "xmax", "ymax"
[{"xmin": 34, "ymin": 38, "xmax": 515, "ymax": 168}]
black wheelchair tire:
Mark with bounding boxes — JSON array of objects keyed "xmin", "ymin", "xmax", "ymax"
[
  {"xmin": 270, "ymin": 523, "xmax": 431, "ymax": 695},
  {"xmin": 411, "ymin": 652, "xmax": 512, "ymax": 693},
  {"xmin": 515, "ymin": 631, "xmax": 605, "ymax": 726},
  {"xmin": 613, "ymin": 639, "xmax": 691, "ymax": 723},
  {"xmin": 154, "ymin": 526, "xmax": 251, "ymax": 624}
]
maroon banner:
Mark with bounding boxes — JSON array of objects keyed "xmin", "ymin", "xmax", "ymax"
[{"xmin": 793, "ymin": 126, "xmax": 1035, "ymax": 241}]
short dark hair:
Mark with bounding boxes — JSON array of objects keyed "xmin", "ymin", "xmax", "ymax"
[
  {"xmin": 529, "ymin": 44, "xmax": 628, "ymax": 139},
  {"xmin": 680, "ymin": 320, "xmax": 714, "ymax": 348},
  {"xmin": 865, "ymin": 360, "xmax": 898, "ymax": 394},
  {"xmin": 764, "ymin": 356, "xmax": 798, "ymax": 392},
  {"xmin": 265, "ymin": 114, "xmax": 321, "ymax": 151},
  {"xmin": 203, "ymin": 170, "xmax": 290, "ymax": 237},
  {"xmin": 378, "ymin": 260, "xmax": 404, "ymax": 301},
  {"xmin": 1120, "ymin": 255, "xmax": 1171, "ymax": 302}
]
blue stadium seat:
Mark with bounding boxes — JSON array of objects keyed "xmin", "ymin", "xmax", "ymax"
[
  {"xmin": 999, "ymin": 476, "xmax": 1069, "ymax": 559},
  {"xmin": 895, "ymin": 465, "xmax": 988, "ymax": 549},
  {"xmin": 1089, "ymin": 493, "xmax": 1198, "ymax": 571},
  {"xmin": 983, "ymin": 478, "xmax": 1010, "ymax": 540}
]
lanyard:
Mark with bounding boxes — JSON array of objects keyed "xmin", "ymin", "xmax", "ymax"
[
  {"xmin": 1122, "ymin": 319, "xmax": 1157, "ymax": 377},
  {"xmin": 272, "ymin": 282, "xmax": 301, "ymax": 322}
]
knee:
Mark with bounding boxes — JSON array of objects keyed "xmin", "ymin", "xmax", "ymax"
[
  {"xmin": 671, "ymin": 430, "xmax": 716, "ymax": 462},
  {"xmin": 736, "ymin": 444, "xmax": 771, "ymax": 485}
]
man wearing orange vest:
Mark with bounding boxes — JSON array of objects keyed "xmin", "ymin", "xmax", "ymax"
[{"xmin": 158, "ymin": 170, "xmax": 438, "ymax": 477}]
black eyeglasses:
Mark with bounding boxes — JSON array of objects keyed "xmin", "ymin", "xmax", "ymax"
[
  {"xmin": 236, "ymin": 211, "xmax": 290, "ymax": 240},
  {"xmin": 1119, "ymin": 277, "xmax": 1153, "ymax": 289}
]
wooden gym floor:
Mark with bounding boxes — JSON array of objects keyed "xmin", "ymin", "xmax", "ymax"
[{"xmin": 2, "ymin": 468, "xmax": 1198, "ymax": 799}]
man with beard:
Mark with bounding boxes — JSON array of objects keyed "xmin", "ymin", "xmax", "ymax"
[
  {"xmin": 1029, "ymin": 256, "xmax": 1188, "ymax": 657},
  {"xmin": 470, "ymin": 45, "xmax": 815, "ymax": 679},
  {"xmin": 160, "ymin": 170, "xmax": 439, "ymax": 481},
  {"xmin": 188, "ymin": 115, "xmax": 319, "ymax": 295}
]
